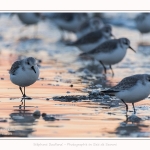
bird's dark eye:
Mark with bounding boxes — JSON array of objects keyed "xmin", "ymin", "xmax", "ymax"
[{"xmin": 27, "ymin": 62, "xmax": 30, "ymax": 65}]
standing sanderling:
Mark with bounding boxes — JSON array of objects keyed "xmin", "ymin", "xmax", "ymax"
[
  {"xmin": 101, "ymin": 74, "xmax": 150, "ymax": 114},
  {"xmin": 80, "ymin": 38, "xmax": 135, "ymax": 76},
  {"xmin": 67, "ymin": 25, "xmax": 114, "ymax": 53},
  {"xmin": 9, "ymin": 57, "xmax": 40, "ymax": 99},
  {"xmin": 135, "ymin": 13, "xmax": 150, "ymax": 35}
]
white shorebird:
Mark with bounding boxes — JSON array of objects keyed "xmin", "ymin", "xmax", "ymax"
[
  {"xmin": 67, "ymin": 25, "xmax": 114, "ymax": 53},
  {"xmin": 101, "ymin": 74, "xmax": 150, "ymax": 114},
  {"xmin": 80, "ymin": 38, "xmax": 135, "ymax": 76},
  {"xmin": 135, "ymin": 13, "xmax": 150, "ymax": 35},
  {"xmin": 51, "ymin": 13, "xmax": 87, "ymax": 33},
  {"xmin": 9, "ymin": 57, "xmax": 40, "ymax": 98}
]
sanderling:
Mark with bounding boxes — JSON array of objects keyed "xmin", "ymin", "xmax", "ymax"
[
  {"xmin": 9, "ymin": 57, "xmax": 40, "ymax": 98},
  {"xmin": 101, "ymin": 74, "xmax": 150, "ymax": 114},
  {"xmin": 48, "ymin": 13, "xmax": 87, "ymax": 41},
  {"xmin": 135, "ymin": 13, "xmax": 150, "ymax": 35},
  {"xmin": 76, "ymin": 17, "xmax": 104, "ymax": 38},
  {"xmin": 67, "ymin": 25, "xmax": 114, "ymax": 53},
  {"xmin": 51, "ymin": 13, "xmax": 88, "ymax": 33},
  {"xmin": 80, "ymin": 38, "xmax": 135, "ymax": 76}
]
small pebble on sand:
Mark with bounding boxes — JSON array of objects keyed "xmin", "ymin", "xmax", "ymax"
[{"xmin": 33, "ymin": 110, "xmax": 41, "ymax": 116}]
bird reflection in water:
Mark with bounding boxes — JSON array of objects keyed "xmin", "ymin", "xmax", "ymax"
[
  {"xmin": 11, "ymin": 97, "xmax": 38, "ymax": 123},
  {"xmin": 4, "ymin": 97, "xmax": 39, "ymax": 137},
  {"xmin": 114, "ymin": 114, "xmax": 150, "ymax": 137}
]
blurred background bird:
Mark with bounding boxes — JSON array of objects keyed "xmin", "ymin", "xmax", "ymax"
[
  {"xmin": 66, "ymin": 24, "xmax": 114, "ymax": 53},
  {"xmin": 11, "ymin": 13, "xmax": 45, "ymax": 38}
]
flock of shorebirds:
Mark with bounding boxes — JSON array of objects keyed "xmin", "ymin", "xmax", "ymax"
[{"xmin": 6, "ymin": 13, "xmax": 150, "ymax": 115}]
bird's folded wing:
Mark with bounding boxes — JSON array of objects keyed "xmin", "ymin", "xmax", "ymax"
[
  {"xmin": 87, "ymin": 39, "xmax": 118, "ymax": 54},
  {"xmin": 9, "ymin": 61, "xmax": 21, "ymax": 75},
  {"xmin": 102, "ymin": 76, "xmax": 140, "ymax": 94},
  {"xmin": 68, "ymin": 30, "xmax": 102, "ymax": 45}
]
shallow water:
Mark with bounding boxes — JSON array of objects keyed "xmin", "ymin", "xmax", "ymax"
[{"xmin": 0, "ymin": 13, "xmax": 150, "ymax": 138}]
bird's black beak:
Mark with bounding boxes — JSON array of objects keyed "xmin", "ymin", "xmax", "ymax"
[
  {"xmin": 31, "ymin": 66, "xmax": 36, "ymax": 73},
  {"xmin": 110, "ymin": 33, "xmax": 116, "ymax": 39},
  {"xmin": 129, "ymin": 46, "xmax": 136, "ymax": 53}
]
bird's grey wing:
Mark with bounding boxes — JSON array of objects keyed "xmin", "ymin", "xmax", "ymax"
[
  {"xmin": 72, "ymin": 30, "xmax": 102, "ymax": 45},
  {"xmin": 101, "ymin": 76, "xmax": 139, "ymax": 94},
  {"xmin": 101, "ymin": 74, "xmax": 144, "ymax": 94},
  {"xmin": 9, "ymin": 61, "xmax": 21, "ymax": 75},
  {"xmin": 88, "ymin": 39, "xmax": 118, "ymax": 54},
  {"xmin": 110, "ymin": 76, "xmax": 140, "ymax": 91}
]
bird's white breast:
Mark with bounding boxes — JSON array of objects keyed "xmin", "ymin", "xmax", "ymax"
[
  {"xmin": 93, "ymin": 46, "xmax": 127, "ymax": 65},
  {"xmin": 136, "ymin": 15, "xmax": 150, "ymax": 33},
  {"xmin": 10, "ymin": 66, "xmax": 39, "ymax": 87},
  {"xmin": 115, "ymin": 81, "xmax": 150, "ymax": 103}
]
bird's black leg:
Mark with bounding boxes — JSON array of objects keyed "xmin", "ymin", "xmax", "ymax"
[
  {"xmin": 19, "ymin": 86, "xmax": 28, "ymax": 98},
  {"xmin": 23, "ymin": 87, "xmax": 27, "ymax": 98},
  {"xmin": 20, "ymin": 86, "xmax": 32, "ymax": 100},
  {"xmin": 99, "ymin": 61, "xmax": 107, "ymax": 74},
  {"xmin": 121, "ymin": 99, "xmax": 128, "ymax": 113},
  {"xmin": 132, "ymin": 103, "xmax": 136, "ymax": 114},
  {"xmin": 19, "ymin": 86, "xmax": 24, "ymax": 96},
  {"xmin": 24, "ymin": 97, "xmax": 25, "ymax": 110},
  {"xmin": 109, "ymin": 65, "xmax": 114, "ymax": 77}
]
